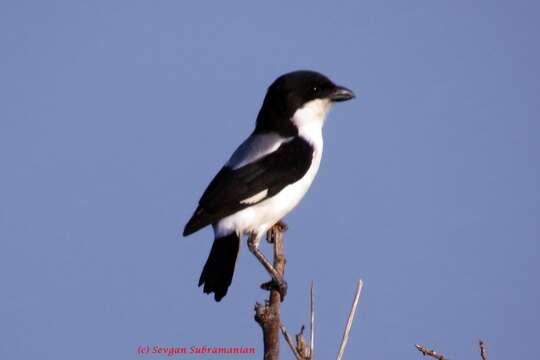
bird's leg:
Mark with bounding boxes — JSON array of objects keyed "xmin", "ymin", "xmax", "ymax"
[
  {"xmin": 247, "ymin": 233, "xmax": 281, "ymax": 282},
  {"xmin": 248, "ymin": 231, "xmax": 288, "ymax": 300}
]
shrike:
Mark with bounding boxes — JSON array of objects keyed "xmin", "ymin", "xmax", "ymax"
[{"xmin": 183, "ymin": 70, "xmax": 354, "ymax": 301}]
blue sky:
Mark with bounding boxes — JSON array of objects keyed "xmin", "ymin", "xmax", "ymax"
[{"xmin": 1, "ymin": 1, "xmax": 539, "ymax": 359}]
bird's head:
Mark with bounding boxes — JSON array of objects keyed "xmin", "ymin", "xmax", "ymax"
[{"xmin": 255, "ymin": 70, "xmax": 354, "ymax": 136}]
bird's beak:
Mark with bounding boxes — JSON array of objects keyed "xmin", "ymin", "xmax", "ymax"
[{"xmin": 329, "ymin": 85, "xmax": 355, "ymax": 102}]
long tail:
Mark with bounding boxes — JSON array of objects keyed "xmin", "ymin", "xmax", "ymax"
[{"xmin": 198, "ymin": 232, "xmax": 240, "ymax": 302}]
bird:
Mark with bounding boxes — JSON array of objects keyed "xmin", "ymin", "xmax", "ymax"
[{"xmin": 183, "ymin": 70, "xmax": 354, "ymax": 301}]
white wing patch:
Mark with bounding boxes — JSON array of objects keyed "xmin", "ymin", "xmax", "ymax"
[
  {"xmin": 227, "ymin": 133, "xmax": 288, "ymax": 170},
  {"xmin": 240, "ymin": 189, "xmax": 268, "ymax": 205}
]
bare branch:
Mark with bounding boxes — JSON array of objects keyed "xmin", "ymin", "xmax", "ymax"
[
  {"xmin": 253, "ymin": 224, "xmax": 287, "ymax": 360},
  {"xmin": 309, "ymin": 281, "xmax": 315, "ymax": 359},
  {"xmin": 336, "ymin": 279, "xmax": 364, "ymax": 360},
  {"xmin": 415, "ymin": 344, "xmax": 447, "ymax": 360},
  {"xmin": 280, "ymin": 325, "xmax": 303, "ymax": 360},
  {"xmin": 479, "ymin": 340, "xmax": 488, "ymax": 360}
]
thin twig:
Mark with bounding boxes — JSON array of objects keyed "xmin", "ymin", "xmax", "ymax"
[
  {"xmin": 296, "ymin": 326, "xmax": 310, "ymax": 358},
  {"xmin": 280, "ymin": 326, "xmax": 303, "ymax": 360},
  {"xmin": 309, "ymin": 281, "xmax": 315, "ymax": 359},
  {"xmin": 336, "ymin": 279, "xmax": 364, "ymax": 360},
  {"xmin": 415, "ymin": 344, "xmax": 447, "ymax": 360},
  {"xmin": 479, "ymin": 340, "xmax": 488, "ymax": 360}
]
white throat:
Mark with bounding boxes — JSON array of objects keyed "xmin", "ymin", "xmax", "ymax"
[{"xmin": 291, "ymin": 98, "xmax": 331, "ymax": 147}]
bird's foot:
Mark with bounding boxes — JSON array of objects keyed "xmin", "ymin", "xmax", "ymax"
[
  {"xmin": 261, "ymin": 277, "xmax": 288, "ymax": 301},
  {"xmin": 276, "ymin": 220, "xmax": 288, "ymax": 232},
  {"xmin": 266, "ymin": 220, "xmax": 288, "ymax": 244}
]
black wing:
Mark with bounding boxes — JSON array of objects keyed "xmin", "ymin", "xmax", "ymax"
[{"xmin": 183, "ymin": 136, "xmax": 313, "ymax": 236}]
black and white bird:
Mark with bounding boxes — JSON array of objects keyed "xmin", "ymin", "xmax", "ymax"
[{"xmin": 183, "ymin": 70, "xmax": 354, "ymax": 301}]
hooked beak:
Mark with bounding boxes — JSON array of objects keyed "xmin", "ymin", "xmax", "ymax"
[{"xmin": 329, "ymin": 85, "xmax": 355, "ymax": 102}]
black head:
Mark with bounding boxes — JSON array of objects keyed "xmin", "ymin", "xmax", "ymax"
[{"xmin": 254, "ymin": 70, "xmax": 354, "ymax": 136}]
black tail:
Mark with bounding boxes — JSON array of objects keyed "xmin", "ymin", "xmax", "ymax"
[{"xmin": 198, "ymin": 233, "xmax": 240, "ymax": 301}]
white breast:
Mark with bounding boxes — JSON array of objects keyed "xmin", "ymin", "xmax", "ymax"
[{"xmin": 214, "ymin": 99, "xmax": 332, "ymax": 239}]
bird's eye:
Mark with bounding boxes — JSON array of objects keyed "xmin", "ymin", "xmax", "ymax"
[{"xmin": 312, "ymin": 86, "xmax": 318, "ymax": 93}]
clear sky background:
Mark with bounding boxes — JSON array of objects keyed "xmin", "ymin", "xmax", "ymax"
[{"xmin": 1, "ymin": 1, "xmax": 539, "ymax": 359}]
